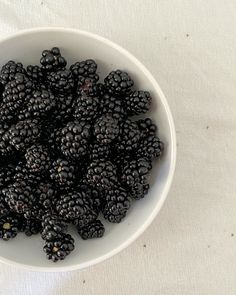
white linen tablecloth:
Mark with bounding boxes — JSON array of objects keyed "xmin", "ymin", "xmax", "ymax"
[{"xmin": 0, "ymin": 0, "xmax": 236, "ymax": 294}]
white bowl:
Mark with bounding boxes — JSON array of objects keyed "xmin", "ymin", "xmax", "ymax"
[{"xmin": 0, "ymin": 28, "xmax": 176, "ymax": 271}]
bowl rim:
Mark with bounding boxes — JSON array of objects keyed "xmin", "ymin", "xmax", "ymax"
[{"xmin": 0, "ymin": 27, "xmax": 176, "ymax": 272}]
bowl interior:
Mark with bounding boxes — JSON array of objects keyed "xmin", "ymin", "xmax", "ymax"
[{"xmin": 0, "ymin": 29, "xmax": 175, "ymax": 271}]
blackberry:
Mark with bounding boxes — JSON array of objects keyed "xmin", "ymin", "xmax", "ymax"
[
  {"xmin": 120, "ymin": 158, "xmax": 151, "ymax": 188},
  {"xmin": 25, "ymin": 144, "xmax": 51, "ymax": 173},
  {"xmin": 24, "ymin": 204, "xmax": 44, "ymax": 220},
  {"xmin": 0, "ymin": 215, "xmax": 21, "ymax": 240},
  {"xmin": 56, "ymin": 191, "xmax": 91, "ymax": 221},
  {"xmin": 36, "ymin": 182, "xmax": 57, "ymax": 209},
  {"xmin": 42, "ymin": 126, "xmax": 62, "ymax": 157},
  {"xmin": 89, "ymin": 142, "xmax": 110, "ymax": 161},
  {"xmin": 103, "ymin": 187, "xmax": 131, "ymax": 223},
  {"xmin": 0, "ymin": 82, "xmax": 4, "ymax": 97},
  {"xmin": 24, "ymin": 89, "xmax": 55, "ymax": 119},
  {"xmin": 0, "ymin": 193, "xmax": 10, "ymax": 218},
  {"xmin": 79, "ymin": 179, "xmax": 105, "ymax": 213},
  {"xmin": 43, "ymin": 233, "xmax": 74, "ymax": 262},
  {"xmin": 77, "ymin": 220, "xmax": 105, "ymax": 240},
  {"xmin": 22, "ymin": 218, "xmax": 42, "ymax": 236},
  {"xmin": 47, "ymin": 70, "xmax": 74, "ymax": 94},
  {"xmin": 125, "ymin": 90, "xmax": 152, "ymax": 115},
  {"xmin": 0, "ymin": 163, "xmax": 15, "ymax": 189},
  {"xmin": 86, "ymin": 160, "xmax": 118, "ymax": 190},
  {"xmin": 70, "ymin": 59, "xmax": 97, "ymax": 79},
  {"xmin": 73, "ymin": 95, "xmax": 99, "ymax": 123},
  {"xmin": 51, "ymin": 94, "xmax": 74, "ymax": 124},
  {"xmin": 99, "ymin": 93, "xmax": 126, "ymax": 120},
  {"xmin": 26, "ymin": 65, "xmax": 45, "ymax": 83},
  {"xmin": 60, "ymin": 121, "xmax": 91, "ymax": 160},
  {"xmin": 3, "ymin": 181, "xmax": 34, "ymax": 214},
  {"xmin": 40, "ymin": 47, "xmax": 67, "ymax": 72},
  {"xmin": 0, "ymin": 61, "xmax": 26, "ymax": 85},
  {"xmin": 104, "ymin": 70, "xmax": 134, "ymax": 95},
  {"xmin": 50, "ymin": 158, "xmax": 76, "ymax": 188},
  {"xmin": 137, "ymin": 118, "xmax": 157, "ymax": 138},
  {"xmin": 13, "ymin": 161, "xmax": 42, "ymax": 186},
  {"xmin": 116, "ymin": 119, "xmax": 141, "ymax": 154},
  {"xmin": 129, "ymin": 181, "xmax": 149, "ymax": 200},
  {"xmin": 77, "ymin": 77, "xmax": 102, "ymax": 97},
  {"xmin": 93, "ymin": 114, "xmax": 119, "ymax": 145},
  {"xmin": 0, "ymin": 122, "xmax": 15, "ymax": 156},
  {"xmin": 7, "ymin": 119, "xmax": 41, "ymax": 151},
  {"xmin": 41, "ymin": 213, "xmax": 68, "ymax": 241},
  {"xmin": 0, "ymin": 73, "xmax": 34, "ymax": 122},
  {"xmin": 136, "ymin": 135, "xmax": 164, "ymax": 161}
]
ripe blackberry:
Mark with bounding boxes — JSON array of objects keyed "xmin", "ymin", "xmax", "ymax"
[
  {"xmin": 50, "ymin": 158, "xmax": 76, "ymax": 188},
  {"xmin": 0, "ymin": 61, "xmax": 26, "ymax": 86},
  {"xmin": 99, "ymin": 93, "xmax": 126, "ymax": 120},
  {"xmin": 137, "ymin": 118, "xmax": 157, "ymax": 138},
  {"xmin": 77, "ymin": 220, "xmax": 105, "ymax": 240},
  {"xmin": 47, "ymin": 70, "xmax": 74, "ymax": 94},
  {"xmin": 120, "ymin": 158, "xmax": 152, "ymax": 188},
  {"xmin": 136, "ymin": 135, "xmax": 164, "ymax": 161},
  {"xmin": 40, "ymin": 47, "xmax": 67, "ymax": 72},
  {"xmin": 24, "ymin": 89, "xmax": 55, "ymax": 118},
  {"xmin": 60, "ymin": 121, "xmax": 91, "ymax": 160},
  {"xmin": 41, "ymin": 213, "xmax": 68, "ymax": 241},
  {"xmin": 36, "ymin": 182, "xmax": 57, "ymax": 209},
  {"xmin": 73, "ymin": 95, "xmax": 99, "ymax": 123},
  {"xmin": 104, "ymin": 70, "xmax": 134, "ymax": 95},
  {"xmin": 24, "ymin": 204, "xmax": 44, "ymax": 220},
  {"xmin": 89, "ymin": 142, "xmax": 110, "ymax": 161},
  {"xmin": 0, "ymin": 122, "xmax": 15, "ymax": 156},
  {"xmin": 129, "ymin": 181, "xmax": 149, "ymax": 200},
  {"xmin": 51, "ymin": 94, "xmax": 74, "ymax": 124},
  {"xmin": 43, "ymin": 233, "xmax": 74, "ymax": 262},
  {"xmin": 0, "ymin": 193, "xmax": 10, "ymax": 218},
  {"xmin": 116, "ymin": 119, "xmax": 141, "ymax": 154},
  {"xmin": 42, "ymin": 125, "xmax": 62, "ymax": 157},
  {"xmin": 0, "ymin": 163, "xmax": 15, "ymax": 189},
  {"xmin": 0, "ymin": 73, "xmax": 34, "ymax": 122},
  {"xmin": 25, "ymin": 144, "xmax": 51, "ymax": 173},
  {"xmin": 93, "ymin": 114, "xmax": 119, "ymax": 145},
  {"xmin": 7, "ymin": 119, "xmax": 41, "ymax": 151},
  {"xmin": 56, "ymin": 191, "xmax": 91, "ymax": 221},
  {"xmin": 125, "ymin": 91, "xmax": 152, "ymax": 115},
  {"xmin": 26, "ymin": 65, "xmax": 45, "ymax": 83},
  {"xmin": 3, "ymin": 181, "xmax": 34, "ymax": 214},
  {"xmin": 0, "ymin": 214, "xmax": 21, "ymax": 240},
  {"xmin": 22, "ymin": 218, "xmax": 42, "ymax": 236},
  {"xmin": 70, "ymin": 59, "xmax": 97, "ymax": 79},
  {"xmin": 77, "ymin": 77, "xmax": 103, "ymax": 98},
  {"xmin": 86, "ymin": 160, "xmax": 118, "ymax": 190},
  {"xmin": 103, "ymin": 187, "xmax": 131, "ymax": 223},
  {"xmin": 13, "ymin": 161, "xmax": 42, "ymax": 186}
]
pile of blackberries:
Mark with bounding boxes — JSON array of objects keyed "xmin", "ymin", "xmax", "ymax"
[{"xmin": 0, "ymin": 47, "xmax": 163, "ymax": 262}]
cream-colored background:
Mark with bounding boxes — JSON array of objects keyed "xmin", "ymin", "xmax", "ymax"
[{"xmin": 0, "ymin": 0, "xmax": 235, "ymax": 294}]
